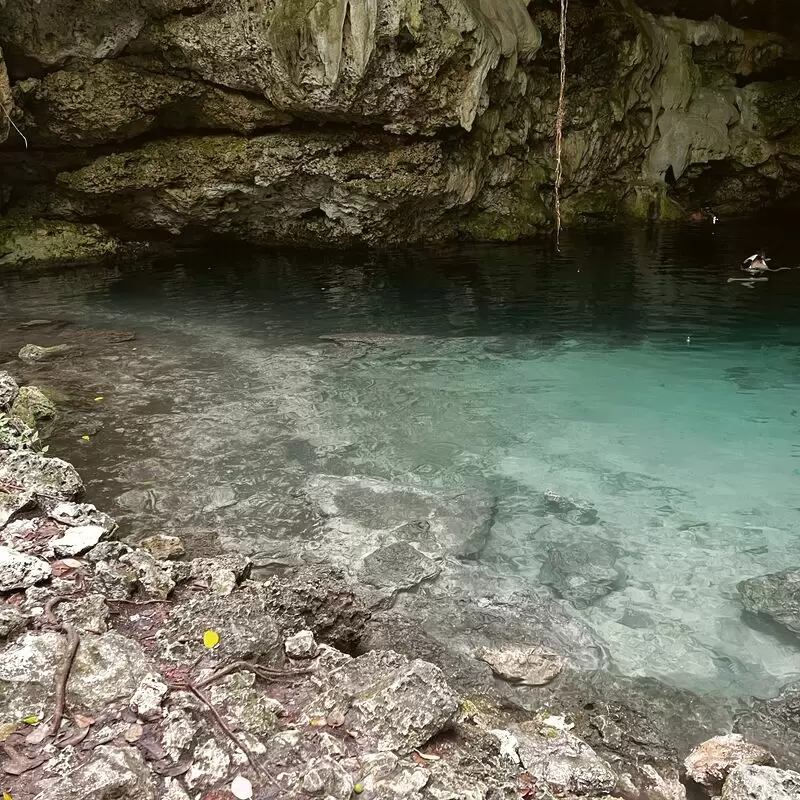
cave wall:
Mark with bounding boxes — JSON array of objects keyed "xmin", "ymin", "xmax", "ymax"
[{"xmin": 1, "ymin": 0, "xmax": 800, "ymax": 261}]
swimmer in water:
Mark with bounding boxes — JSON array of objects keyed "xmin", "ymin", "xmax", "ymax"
[{"xmin": 742, "ymin": 251, "xmax": 770, "ymax": 272}]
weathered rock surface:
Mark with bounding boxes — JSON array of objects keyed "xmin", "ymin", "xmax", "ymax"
[
  {"xmin": 685, "ymin": 734, "xmax": 775, "ymax": 788},
  {"xmin": 721, "ymin": 765, "xmax": 800, "ymax": 800},
  {"xmin": 18, "ymin": 343, "xmax": 76, "ymax": 363},
  {"xmin": 0, "ymin": 544, "xmax": 51, "ymax": 590},
  {"xmin": 10, "ymin": 385, "xmax": 57, "ymax": 431},
  {"xmin": 51, "ymin": 524, "xmax": 105, "ymax": 556},
  {"xmin": 736, "ymin": 681, "xmax": 800, "ymax": 766},
  {"xmin": 309, "ymin": 650, "xmax": 458, "ymax": 754},
  {"xmin": 738, "ymin": 569, "xmax": 800, "ymax": 639},
  {"xmin": 0, "ymin": 372, "xmax": 19, "ymax": 408},
  {"xmin": 0, "ymin": 450, "xmax": 83, "ymax": 500},
  {"xmin": 137, "ymin": 533, "xmax": 185, "ymax": 560},
  {"xmin": 479, "ymin": 644, "xmax": 564, "ymax": 686}
]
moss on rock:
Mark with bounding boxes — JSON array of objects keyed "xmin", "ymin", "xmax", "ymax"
[{"xmin": 0, "ymin": 219, "xmax": 119, "ymax": 268}]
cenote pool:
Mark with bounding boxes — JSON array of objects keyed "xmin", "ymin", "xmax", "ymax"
[{"xmin": 2, "ymin": 219, "xmax": 800, "ymax": 701}]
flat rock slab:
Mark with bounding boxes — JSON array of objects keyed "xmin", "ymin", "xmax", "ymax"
[
  {"xmin": 0, "ymin": 544, "xmax": 51, "ymax": 591},
  {"xmin": 721, "ymin": 765, "xmax": 800, "ymax": 800},
  {"xmin": 304, "ymin": 475, "xmax": 495, "ymax": 567},
  {"xmin": 0, "ymin": 450, "xmax": 83, "ymax": 501},
  {"xmin": 738, "ymin": 569, "xmax": 800, "ymax": 638},
  {"xmin": 52, "ymin": 524, "xmax": 105, "ymax": 556},
  {"xmin": 685, "ymin": 734, "xmax": 775, "ymax": 788},
  {"xmin": 308, "ymin": 649, "xmax": 458, "ymax": 754},
  {"xmin": 479, "ymin": 645, "xmax": 563, "ymax": 686},
  {"xmin": 359, "ymin": 542, "xmax": 440, "ymax": 590}
]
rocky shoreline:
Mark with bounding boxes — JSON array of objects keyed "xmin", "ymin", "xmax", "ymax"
[{"xmin": 2, "ymin": 361, "xmax": 800, "ymax": 800}]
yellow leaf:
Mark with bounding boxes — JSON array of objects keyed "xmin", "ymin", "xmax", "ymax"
[
  {"xmin": 354, "ymin": 784, "xmax": 365, "ymax": 794},
  {"xmin": 22, "ymin": 715, "xmax": 39, "ymax": 725},
  {"xmin": 94, "ymin": 396, "xmax": 104, "ymax": 402},
  {"xmin": 4, "ymin": 791, "xmax": 14, "ymax": 800},
  {"xmin": 81, "ymin": 435, "xmax": 90, "ymax": 441},
  {"xmin": 202, "ymin": 629, "xmax": 220, "ymax": 649}
]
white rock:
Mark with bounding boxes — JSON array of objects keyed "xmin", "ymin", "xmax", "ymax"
[
  {"xmin": 185, "ymin": 738, "xmax": 231, "ymax": 789},
  {"xmin": 285, "ymin": 629, "xmax": 319, "ymax": 659},
  {"xmin": 686, "ymin": 734, "xmax": 775, "ymax": 788},
  {"xmin": 130, "ymin": 673, "xmax": 169, "ymax": 721},
  {"xmin": 52, "ymin": 524, "xmax": 105, "ymax": 556},
  {"xmin": 0, "ymin": 545, "xmax": 51, "ymax": 591},
  {"xmin": 480, "ymin": 645, "xmax": 563, "ymax": 685},
  {"xmin": 722, "ymin": 765, "xmax": 800, "ymax": 800}
]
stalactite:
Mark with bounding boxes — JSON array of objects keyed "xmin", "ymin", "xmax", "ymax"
[{"xmin": 554, "ymin": 0, "xmax": 568, "ymax": 249}]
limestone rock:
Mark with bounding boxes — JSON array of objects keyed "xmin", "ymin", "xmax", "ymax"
[
  {"xmin": 539, "ymin": 539, "xmax": 624, "ymax": 608},
  {"xmin": 119, "ymin": 549, "xmax": 176, "ymax": 598},
  {"xmin": 516, "ymin": 722, "xmax": 618, "ymax": 797},
  {"xmin": 0, "ymin": 450, "xmax": 83, "ymax": 501},
  {"xmin": 738, "ymin": 570, "xmax": 800, "ymax": 638},
  {"xmin": 639, "ymin": 764, "xmax": 687, "ymax": 800},
  {"xmin": 285, "ymin": 629, "xmax": 319, "ymax": 659},
  {"xmin": 479, "ymin": 645, "xmax": 563, "ymax": 686},
  {"xmin": 721, "ymin": 765, "xmax": 800, "ymax": 800},
  {"xmin": 18, "ymin": 343, "xmax": 76, "ymax": 363},
  {"xmin": 208, "ymin": 671, "xmax": 282, "ymax": 738},
  {"xmin": 137, "ymin": 533, "xmax": 185, "ymax": 560},
  {"xmin": 130, "ymin": 673, "xmax": 168, "ymax": 721},
  {"xmin": 0, "ymin": 603, "xmax": 25, "ymax": 637},
  {"xmin": 0, "ymin": 46, "xmax": 11, "ymax": 145},
  {"xmin": 49, "ymin": 501, "xmax": 116, "ymax": 534},
  {"xmin": 184, "ymin": 737, "xmax": 231, "ymax": 790},
  {"xmin": 186, "ymin": 552, "xmax": 250, "ymax": 595},
  {"xmin": 10, "ymin": 385, "xmax": 57, "ymax": 432},
  {"xmin": 159, "ymin": 588, "xmax": 282, "ymax": 662},
  {"xmin": 0, "ymin": 220, "xmax": 119, "ymax": 268},
  {"xmin": 685, "ymin": 734, "xmax": 775, "ymax": 788},
  {"xmin": 0, "ymin": 545, "xmax": 51, "ymax": 591},
  {"xmin": 736, "ymin": 681, "xmax": 800, "ymax": 766},
  {"xmin": 32, "ymin": 744, "xmax": 156, "ymax": 800},
  {"xmin": 301, "ymin": 757, "xmax": 354, "ymax": 800},
  {"xmin": 309, "ymin": 649, "xmax": 458, "ymax": 754},
  {"xmin": 360, "ymin": 542, "xmax": 440, "ymax": 591},
  {"xmin": 0, "ymin": 490, "xmax": 34, "ymax": 529},
  {"xmin": 0, "ymin": 373, "xmax": 19, "ymax": 409},
  {"xmin": 51, "ymin": 524, "xmax": 105, "ymax": 556},
  {"xmin": 57, "ymin": 593, "xmax": 110, "ymax": 634}
]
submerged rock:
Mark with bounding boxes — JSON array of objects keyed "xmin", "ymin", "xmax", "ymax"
[
  {"xmin": 738, "ymin": 569, "xmax": 800, "ymax": 638},
  {"xmin": 539, "ymin": 539, "xmax": 624, "ymax": 608},
  {"xmin": 359, "ymin": 541, "xmax": 440, "ymax": 592},
  {"xmin": 32, "ymin": 745, "xmax": 156, "ymax": 800},
  {"xmin": 137, "ymin": 533, "xmax": 185, "ymax": 560},
  {"xmin": 18, "ymin": 343, "xmax": 76, "ymax": 363},
  {"xmin": 0, "ymin": 545, "xmax": 51, "ymax": 591},
  {"xmin": 735, "ymin": 681, "xmax": 800, "ymax": 766},
  {"xmin": 721, "ymin": 765, "xmax": 800, "ymax": 800},
  {"xmin": 309, "ymin": 649, "xmax": 458, "ymax": 754},
  {"xmin": 685, "ymin": 734, "xmax": 775, "ymax": 789}
]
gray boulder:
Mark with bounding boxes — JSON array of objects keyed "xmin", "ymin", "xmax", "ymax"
[
  {"xmin": 738, "ymin": 569, "xmax": 800, "ymax": 638},
  {"xmin": 685, "ymin": 734, "xmax": 775, "ymax": 788},
  {"xmin": 32, "ymin": 745, "xmax": 156, "ymax": 800},
  {"xmin": 0, "ymin": 450, "xmax": 83, "ymax": 501},
  {"xmin": 479, "ymin": 645, "xmax": 563, "ymax": 686},
  {"xmin": 0, "ymin": 545, "xmax": 51, "ymax": 591},
  {"xmin": 10, "ymin": 385, "xmax": 57, "ymax": 432},
  {"xmin": 359, "ymin": 541, "xmax": 440, "ymax": 591},
  {"xmin": 0, "ymin": 603, "xmax": 26, "ymax": 638},
  {"xmin": 308, "ymin": 649, "xmax": 458, "ymax": 754},
  {"xmin": 736, "ymin": 681, "xmax": 800, "ymax": 766},
  {"xmin": 516, "ymin": 721, "xmax": 618, "ymax": 797},
  {"xmin": 0, "ymin": 372, "xmax": 19, "ymax": 409},
  {"xmin": 721, "ymin": 765, "xmax": 800, "ymax": 800},
  {"xmin": 539, "ymin": 539, "xmax": 624, "ymax": 608},
  {"xmin": 18, "ymin": 343, "xmax": 76, "ymax": 363}
]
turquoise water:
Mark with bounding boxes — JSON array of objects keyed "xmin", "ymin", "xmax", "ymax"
[{"xmin": 2, "ymin": 221, "xmax": 800, "ymax": 698}]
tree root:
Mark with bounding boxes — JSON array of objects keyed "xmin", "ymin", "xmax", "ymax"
[
  {"xmin": 43, "ymin": 595, "xmax": 80, "ymax": 742},
  {"xmin": 195, "ymin": 660, "xmax": 310, "ymax": 690}
]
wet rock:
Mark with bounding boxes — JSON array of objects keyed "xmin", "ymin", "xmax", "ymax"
[
  {"xmin": 721, "ymin": 765, "xmax": 800, "ymax": 800},
  {"xmin": 0, "ymin": 603, "xmax": 26, "ymax": 638},
  {"xmin": 0, "ymin": 373, "xmax": 19, "ymax": 409},
  {"xmin": 138, "ymin": 533, "xmax": 185, "ymax": 560},
  {"xmin": 479, "ymin": 645, "xmax": 563, "ymax": 686},
  {"xmin": 32, "ymin": 744, "xmax": 156, "ymax": 800},
  {"xmin": 736, "ymin": 681, "xmax": 800, "ymax": 766},
  {"xmin": 0, "ymin": 545, "xmax": 51, "ymax": 591},
  {"xmin": 309, "ymin": 649, "xmax": 458, "ymax": 754},
  {"xmin": 539, "ymin": 539, "xmax": 624, "ymax": 608},
  {"xmin": 359, "ymin": 542, "xmax": 440, "ymax": 591},
  {"xmin": 130, "ymin": 673, "xmax": 169, "ymax": 721},
  {"xmin": 201, "ymin": 483, "xmax": 237, "ymax": 512},
  {"xmin": 208, "ymin": 671, "xmax": 282, "ymax": 737},
  {"xmin": 10, "ymin": 385, "xmax": 57, "ymax": 431},
  {"xmin": 57, "ymin": 593, "xmax": 110, "ymax": 634},
  {"xmin": 18, "ymin": 343, "xmax": 76, "ymax": 363},
  {"xmin": 262, "ymin": 565, "xmax": 370, "ymax": 651},
  {"xmin": 305, "ymin": 475, "xmax": 495, "ymax": 563},
  {"xmin": 119, "ymin": 550, "xmax": 176, "ymax": 599},
  {"xmin": 516, "ymin": 721, "xmax": 618, "ymax": 797},
  {"xmin": 51, "ymin": 524, "xmax": 105, "ymax": 556},
  {"xmin": 543, "ymin": 490, "xmax": 600, "ymax": 525},
  {"xmin": 285, "ymin": 629, "xmax": 318, "ymax": 659},
  {"xmin": 0, "ymin": 450, "xmax": 83, "ymax": 501},
  {"xmin": 159, "ymin": 588, "xmax": 282, "ymax": 663},
  {"xmin": 301, "ymin": 757, "xmax": 354, "ymax": 799},
  {"xmin": 48, "ymin": 501, "xmax": 116, "ymax": 534},
  {"xmin": 685, "ymin": 734, "xmax": 775, "ymax": 788},
  {"xmin": 738, "ymin": 569, "xmax": 800, "ymax": 638}
]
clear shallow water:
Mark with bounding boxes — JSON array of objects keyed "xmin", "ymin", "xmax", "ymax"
[{"xmin": 3, "ymin": 220, "xmax": 800, "ymax": 699}]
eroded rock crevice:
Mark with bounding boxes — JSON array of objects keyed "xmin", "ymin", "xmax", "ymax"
[{"xmin": 1, "ymin": 0, "xmax": 800, "ymax": 262}]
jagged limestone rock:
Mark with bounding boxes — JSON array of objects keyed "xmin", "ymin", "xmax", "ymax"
[
  {"xmin": 10, "ymin": 385, "xmax": 57, "ymax": 432},
  {"xmin": 721, "ymin": 765, "xmax": 800, "ymax": 800},
  {"xmin": 0, "ymin": 545, "xmax": 51, "ymax": 591},
  {"xmin": 0, "ymin": 450, "xmax": 83, "ymax": 501},
  {"xmin": 0, "ymin": 220, "xmax": 119, "ymax": 268},
  {"xmin": 685, "ymin": 734, "xmax": 775, "ymax": 789}
]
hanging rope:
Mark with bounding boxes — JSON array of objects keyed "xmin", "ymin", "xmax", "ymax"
[{"xmin": 554, "ymin": 0, "xmax": 568, "ymax": 250}]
